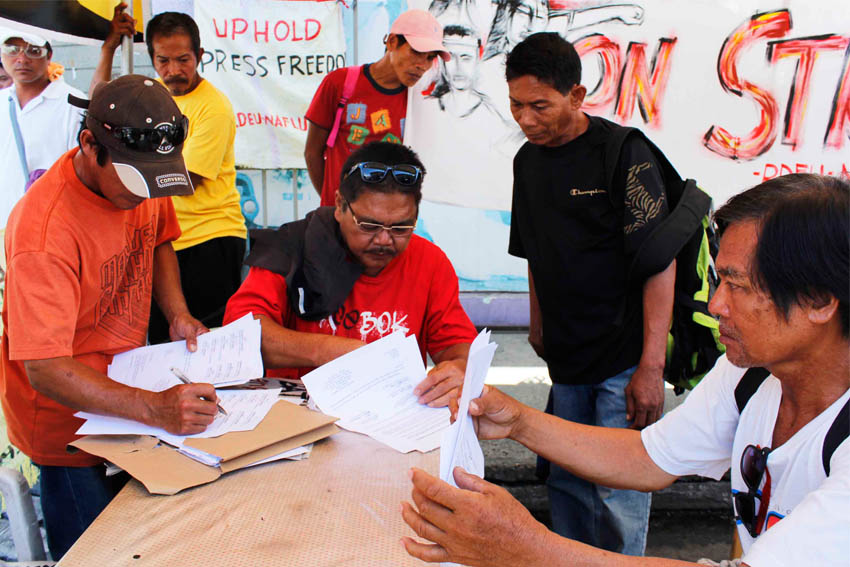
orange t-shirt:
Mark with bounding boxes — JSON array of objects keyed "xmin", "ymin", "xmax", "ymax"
[{"xmin": 0, "ymin": 148, "xmax": 181, "ymax": 466}]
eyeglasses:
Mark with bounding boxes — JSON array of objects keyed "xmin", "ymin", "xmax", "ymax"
[
  {"xmin": 88, "ymin": 115, "xmax": 189, "ymax": 153},
  {"xmin": 343, "ymin": 198, "xmax": 416, "ymax": 237},
  {"xmin": 1, "ymin": 43, "xmax": 49, "ymax": 59},
  {"xmin": 344, "ymin": 162, "xmax": 422, "ymax": 186},
  {"xmin": 734, "ymin": 444, "xmax": 772, "ymax": 537}
]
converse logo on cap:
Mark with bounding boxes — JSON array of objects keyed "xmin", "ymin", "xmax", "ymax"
[{"xmin": 156, "ymin": 173, "xmax": 189, "ymax": 189}]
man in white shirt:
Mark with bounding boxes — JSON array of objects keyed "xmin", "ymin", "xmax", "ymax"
[
  {"xmin": 400, "ymin": 173, "xmax": 849, "ymax": 567},
  {"xmin": 0, "ymin": 31, "xmax": 83, "ymax": 226}
]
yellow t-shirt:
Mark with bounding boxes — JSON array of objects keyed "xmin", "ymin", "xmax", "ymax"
[{"xmin": 169, "ymin": 78, "xmax": 246, "ymax": 251}]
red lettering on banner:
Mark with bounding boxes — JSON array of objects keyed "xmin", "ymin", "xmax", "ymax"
[
  {"xmin": 615, "ymin": 38, "xmax": 677, "ymax": 127},
  {"xmin": 704, "ymin": 10, "xmax": 791, "ymax": 160},
  {"xmin": 212, "ymin": 19, "xmax": 227, "ymax": 38},
  {"xmin": 274, "ymin": 21, "xmax": 290, "ymax": 41},
  {"xmin": 254, "ymin": 20, "xmax": 270, "ymax": 43},
  {"xmin": 232, "ymin": 18, "xmax": 248, "ymax": 40},
  {"xmin": 756, "ymin": 161, "xmax": 847, "ymax": 181},
  {"xmin": 235, "ymin": 111, "xmax": 310, "ymax": 131},
  {"xmin": 825, "ymin": 49, "xmax": 850, "ymax": 150},
  {"xmin": 576, "ymin": 34, "xmax": 622, "ymax": 111},
  {"xmin": 305, "ymin": 19, "xmax": 321, "ymax": 41},
  {"xmin": 768, "ymin": 35, "xmax": 849, "ymax": 149}
]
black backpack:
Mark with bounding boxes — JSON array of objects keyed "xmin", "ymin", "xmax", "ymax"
[
  {"xmin": 599, "ymin": 118, "xmax": 725, "ymax": 394},
  {"xmin": 736, "ymin": 368, "xmax": 850, "ymax": 475}
]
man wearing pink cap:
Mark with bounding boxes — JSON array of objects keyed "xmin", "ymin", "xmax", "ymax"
[{"xmin": 304, "ymin": 9, "xmax": 450, "ymax": 207}]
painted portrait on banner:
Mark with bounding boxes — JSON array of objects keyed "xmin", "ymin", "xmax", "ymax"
[{"xmin": 406, "ymin": 0, "xmax": 850, "ymax": 211}]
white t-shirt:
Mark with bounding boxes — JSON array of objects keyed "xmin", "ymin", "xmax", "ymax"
[
  {"xmin": 642, "ymin": 355, "xmax": 850, "ymax": 567},
  {"xmin": 0, "ymin": 78, "xmax": 83, "ymax": 226}
]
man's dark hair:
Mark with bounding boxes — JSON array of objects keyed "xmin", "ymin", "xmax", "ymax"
[
  {"xmin": 714, "ymin": 173, "xmax": 849, "ymax": 336},
  {"xmin": 77, "ymin": 116, "xmax": 110, "ymax": 167},
  {"xmin": 145, "ymin": 12, "xmax": 201, "ymax": 60},
  {"xmin": 339, "ymin": 142, "xmax": 425, "ymax": 206},
  {"xmin": 505, "ymin": 32, "xmax": 581, "ymax": 94}
]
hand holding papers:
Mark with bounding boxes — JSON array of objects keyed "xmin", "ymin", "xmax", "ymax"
[
  {"xmin": 302, "ymin": 332, "xmax": 450, "ymax": 453},
  {"xmin": 440, "ymin": 330, "xmax": 497, "ymax": 488}
]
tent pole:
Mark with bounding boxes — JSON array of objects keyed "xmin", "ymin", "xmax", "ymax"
[{"xmin": 120, "ymin": 0, "xmax": 134, "ymax": 74}]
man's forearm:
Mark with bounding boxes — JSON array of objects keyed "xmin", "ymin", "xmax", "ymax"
[
  {"xmin": 304, "ymin": 123, "xmax": 329, "ymax": 196},
  {"xmin": 639, "ymin": 260, "xmax": 675, "ymax": 369},
  {"xmin": 431, "ymin": 342, "xmax": 470, "ymax": 367},
  {"xmin": 511, "ymin": 404, "xmax": 677, "ymax": 492},
  {"xmin": 26, "ymin": 357, "xmax": 155, "ymax": 424},
  {"xmin": 90, "ymin": 45, "xmax": 117, "ymax": 95},
  {"xmin": 257, "ymin": 314, "xmax": 363, "ymax": 368},
  {"xmin": 152, "ymin": 242, "xmax": 190, "ymax": 324}
]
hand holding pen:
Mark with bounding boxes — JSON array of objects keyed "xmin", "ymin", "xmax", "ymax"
[{"xmin": 170, "ymin": 367, "xmax": 228, "ymax": 416}]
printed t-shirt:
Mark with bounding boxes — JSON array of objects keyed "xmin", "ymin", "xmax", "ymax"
[
  {"xmin": 642, "ymin": 355, "xmax": 850, "ymax": 567},
  {"xmin": 0, "ymin": 148, "xmax": 182, "ymax": 466},
  {"xmin": 508, "ymin": 115, "xmax": 669, "ymax": 384},
  {"xmin": 223, "ymin": 234, "xmax": 476, "ymax": 377},
  {"xmin": 0, "ymin": 79, "xmax": 84, "ymax": 226},
  {"xmin": 169, "ymin": 78, "xmax": 246, "ymax": 251},
  {"xmin": 306, "ymin": 64, "xmax": 407, "ymax": 206}
]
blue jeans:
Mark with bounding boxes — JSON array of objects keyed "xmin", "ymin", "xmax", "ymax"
[
  {"xmin": 37, "ymin": 464, "xmax": 128, "ymax": 560},
  {"xmin": 542, "ymin": 367, "xmax": 651, "ymax": 555}
]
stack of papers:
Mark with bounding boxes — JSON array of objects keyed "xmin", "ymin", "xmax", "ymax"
[
  {"xmin": 108, "ymin": 313, "xmax": 264, "ymax": 389},
  {"xmin": 301, "ymin": 332, "xmax": 450, "ymax": 453},
  {"xmin": 440, "ymin": 330, "xmax": 498, "ymax": 487}
]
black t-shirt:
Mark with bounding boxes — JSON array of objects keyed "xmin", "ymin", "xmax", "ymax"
[{"xmin": 508, "ymin": 115, "xmax": 669, "ymax": 384}]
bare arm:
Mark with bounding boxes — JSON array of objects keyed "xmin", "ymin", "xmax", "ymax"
[
  {"xmin": 415, "ymin": 342, "xmax": 471, "ymax": 407},
  {"xmin": 151, "ymin": 242, "xmax": 208, "ymax": 349},
  {"xmin": 625, "ymin": 259, "xmax": 675, "ymax": 429},
  {"xmin": 25, "ymin": 357, "xmax": 216, "ymax": 435},
  {"xmin": 255, "ymin": 314, "xmax": 364, "ymax": 368},
  {"xmin": 304, "ymin": 122, "xmax": 330, "ymax": 196},
  {"xmin": 469, "ymin": 386, "xmax": 677, "ymax": 492},
  {"xmin": 89, "ymin": 2, "xmax": 135, "ymax": 94},
  {"xmin": 527, "ymin": 266, "xmax": 544, "ymax": 358}
]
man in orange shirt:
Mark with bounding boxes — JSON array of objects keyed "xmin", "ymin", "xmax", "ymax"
[{"xmin": 1, "ymin": 75, "xmax": 216, "ymax": 559}]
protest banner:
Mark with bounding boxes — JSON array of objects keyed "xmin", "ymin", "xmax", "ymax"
[
  {"xmin": 194, "ymin": 0, "xmax": 345, "ymax": 168},
  {"xmin": 406, "ymin": 0, "xmax": 850, "ymax": 210}
]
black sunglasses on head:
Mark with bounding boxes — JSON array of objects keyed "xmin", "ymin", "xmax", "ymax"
[
  {"xmin": 88, "ymin": 114, "xmax": 189, "ymax": 153},
  {"xmin": 344, "ymin": 161, "xmax": 422, "ymax": 186},
  {"xmin": 734, "ymin": 444, "xmax": 771, "ymax": 537}
]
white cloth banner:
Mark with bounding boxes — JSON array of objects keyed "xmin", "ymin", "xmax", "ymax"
[
  {"xmin": 194, "ymin": 0, "xmax": 345, "ymax": 169},
  {"xmin": 406, "ymin": 0, "xmax": 850, "ymax": 210}
]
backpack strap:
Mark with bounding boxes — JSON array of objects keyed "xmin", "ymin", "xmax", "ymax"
[
  {"xmin": 823, "ymin": 397, "xmax": 849, "ymax": 476},
  {"xmin": 735, "ymin": 367, "xmax": 770, "ymax": 413},
  {"xmin": 326, "ymin": 65, "xmax": 362, "ymax": 149},
  {"xmin": 8, "ymin": 94, "xmax": 30, "ymax": 179}
]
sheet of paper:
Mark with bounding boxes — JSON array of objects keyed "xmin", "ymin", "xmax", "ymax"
[
  {"xmin": 244, "ymin": 444, "xmax": 313, "ymax": 468},
  {"xmin": 440, "ymin": 329, "xmax": 497, "ymax": 488},
  {"xmin": 107, "ymin": 313, "xmax": 263, "ymax": 391},
  {"xmin": 302, "ymin": 332, "xmax": 450, "ymax": 453},
  {"xmin": 75, "ymin": 388, "xmax": 282, "ymax": 455}
]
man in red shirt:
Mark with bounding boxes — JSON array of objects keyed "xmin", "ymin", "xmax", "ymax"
[
  {"xmin": 225, "ymin": 142, "xmax": 476, "ymax": 406},
  {"xmin": 304, "ymin": 9, "xmax": 450, "ymax": 207}
]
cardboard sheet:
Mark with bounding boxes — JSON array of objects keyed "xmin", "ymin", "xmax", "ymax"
[
  {"xmin": 70, "ymin": 401, "xmax": 338, "ymax": 495},
  {"xmin": 58, "ymin": 431, "xmax": 438, "ymax": 566}
]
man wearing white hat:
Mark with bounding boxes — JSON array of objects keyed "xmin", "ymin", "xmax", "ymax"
[
  {"xmin": 304, "ymin": 9, "xmax": 451, "ymax": 207},
  {"xmin": 0, "ymin": 30, "xmax": 83, "ymax": 226}
]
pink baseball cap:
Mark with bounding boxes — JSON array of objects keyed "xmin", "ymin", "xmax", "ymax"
[{"xmin": 389, "ymin": 9, "xmax": 451, "ymax": 61}]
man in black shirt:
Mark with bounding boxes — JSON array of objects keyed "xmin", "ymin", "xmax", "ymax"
[{"xmin": 505, "ymin": 32, "xmax": 675, "ymax": 555}]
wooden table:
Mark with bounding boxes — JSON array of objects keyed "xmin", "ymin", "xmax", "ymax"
[{"xmin": 57, "ymin": 431, "xmax": 438, "ymax": 566}]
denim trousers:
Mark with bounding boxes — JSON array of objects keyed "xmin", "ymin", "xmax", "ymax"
[
  {"xmin": 37, "ymin": 464, "xmax": 128, "ymax": 560},
  {"xmin": 543, "ymin": 366, "xmax": 651, "ymax": 555}
]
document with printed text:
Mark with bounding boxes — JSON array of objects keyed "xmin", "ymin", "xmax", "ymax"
[
  {"xmin": 440, "ymin": 329, "xmax": 497, "ymax": 487},
  {"xmin": 301, "ymin": 332, "xmax": 450, "ymax": 453}
]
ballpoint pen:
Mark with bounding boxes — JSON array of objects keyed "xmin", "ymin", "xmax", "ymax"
[{"xmin": 169, "ymin": 367, "xmax": 228, "ymax": 416}]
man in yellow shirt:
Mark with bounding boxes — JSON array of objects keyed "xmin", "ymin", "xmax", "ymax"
[{"xmin": 94, "ymin": 7, "xmax": 247, "ymax": 342}]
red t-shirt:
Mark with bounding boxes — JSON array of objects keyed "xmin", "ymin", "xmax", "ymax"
[
  {"xmin": 0, "ymin": 149, "xmax": 182, "ymax": 466},
  {"xmin": 306, "ymin": 64, "xmax": 408, "ymax": 206},
  {"xmin": 224, "ymin": 235, "xmax": 476, "ymax": 378}
]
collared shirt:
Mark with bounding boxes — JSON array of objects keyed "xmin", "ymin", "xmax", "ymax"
[{"xmin": 0, "ymin": 78, "xmax": 84, "ymax": 226}]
